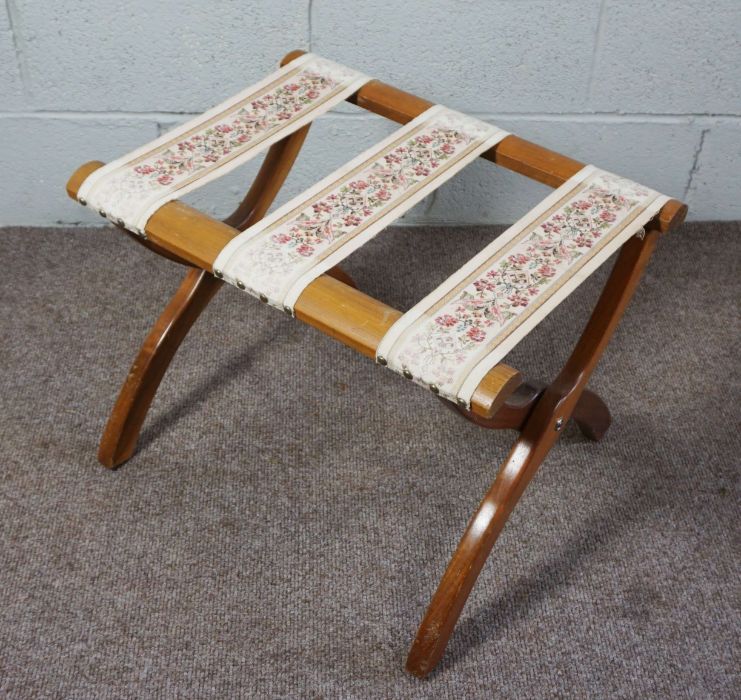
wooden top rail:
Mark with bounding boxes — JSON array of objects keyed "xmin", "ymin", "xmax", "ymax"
[{"xmin": 67, "ymin": 161, "xmax": 521, "ymax": 418}]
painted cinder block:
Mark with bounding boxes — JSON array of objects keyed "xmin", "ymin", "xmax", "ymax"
[
  {"xmin": 0, "ymin": 116, "xmax": 158, "ymax": 226},
  {"xmin": 589, "ymin": 0, "xmax": 741, "ymax": 114},
  {"xmin": 0, "ymin": 0, "xmax": 738, "ymax": 226},
  {"xmin": 12, "ymin": 0, "xmax": 309, "ymax": 112},
  {"xmin": 311, "ymin": 0, "xmax": 602, "ymax": 114},
  {"xmin": 0, "ymin": 6, "xmax": 26, "ymax": 111},
  {"xmin": 686, "ymin": 121, "xmax": 741, "ymax": 221}
]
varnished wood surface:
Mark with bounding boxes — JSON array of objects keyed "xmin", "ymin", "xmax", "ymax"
[
  {"xmin": 223, "ymin": 123, "xmax": 311, "ymax": 230},
  {"xmin": 98, "ymin": 268, "xmax": 222, "ymax": 467},
  {"xmin": 449, "ymin": 382, "xmax": 611, "ymax": 441},
  {"xmin": 572, "ymin": 388, "xmax": 612, "ymax": 442}
]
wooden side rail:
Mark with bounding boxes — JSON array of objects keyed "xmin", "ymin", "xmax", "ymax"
[{"xmin": 67, "ymin": 161, "xmax": 521, "ymax": 419}]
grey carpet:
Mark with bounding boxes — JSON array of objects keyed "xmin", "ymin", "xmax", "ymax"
[{"xmin": 0, "ymin": 222, "xmax": 738, "ymax": 699}]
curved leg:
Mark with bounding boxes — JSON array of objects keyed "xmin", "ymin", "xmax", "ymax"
[
  {"xmin": 98, "ymin": 269, "xmax": 222, "ymax": 467},
  {"xmin": 100, "ymin": 259, "xmax": 354, "ymax": 468},
  {"xmin": 407, "ymin": 231, "xmax": 661, "ymax": 676},
  {"xmin": 223, "ymin": 125, "xmax": 311, "ymax": 231},
  {"xmin": 572, "ymin": 389, "xmax": 611, "ymax": 441},
  {"xmin": 406, "ymin": 394, "xmax": 565, "ymax": 677},
  {"xmin": 99, "ymin": 126, "xmax": 313, "ymax": 468}
]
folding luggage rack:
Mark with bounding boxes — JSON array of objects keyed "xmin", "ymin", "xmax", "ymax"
[{"xmin": 66, "ymin": 49, "xmax": 687, "ymax": 676}]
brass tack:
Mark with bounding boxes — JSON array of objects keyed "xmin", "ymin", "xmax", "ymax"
[
  {"xmin": 99, "ymin": 210, "xmax": 107, "ymax": 218},
  {"xmin": 402, "ymin": 368, "xmax": 413, "ymax": 380},
  {"xmin": 457, "ymin": 398, "xmax": 468, "ymax": 409},
  {"xmin": 430, "ymin": 384, "xmax": 439, "ymax": 394},
  {"xmin": 236, "ymin": 280, "xmax": 245, "ymax": 290},
  {"xmin": 78, "ymin": 198, "xmax": 86, "ymax": 206},
  {"xmin": 283, "ymin": 305, "xmax": 293, "ymax": 316},
  {"xmin": 213, "ymin": 269, "xmax": 223, "ymax": 279},
  {"xmin": 259, "ymin": 293, "xmax": 268, "ymax": 303},
  {"xmin": 376, "ymin": 356, "xmax": 387, "ymax": 366},
  {"xmin": 554, "ymin": 418, "xmax": 564, "ymax": 431}
]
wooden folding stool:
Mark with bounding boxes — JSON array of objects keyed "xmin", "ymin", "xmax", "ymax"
[{"xmin": 66, "ymin": 50, "xmax": 687, "ymax": 677}]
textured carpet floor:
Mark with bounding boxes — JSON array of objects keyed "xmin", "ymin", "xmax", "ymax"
[{"xmin": 0, "ymin": 222, "xmax": 739, "ymax": 699}]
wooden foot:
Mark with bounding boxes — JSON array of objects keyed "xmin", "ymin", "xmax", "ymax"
[
  {"xmin": 98, "ymin": 269, "xmax": 222, "ymax": 468},
  {"xmin": 572, "ymin": 389, "xmax": 611, "ymax": 441}
]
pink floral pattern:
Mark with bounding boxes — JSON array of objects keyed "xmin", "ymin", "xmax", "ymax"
[
  {"xmin": 384, "ymin": 171, "xmax": 660, "ymax": 399},
  {"xmin": 128, "ymin": 70, "xmax": 339, "ymax": 190},
  {"xmin": 257, "ymin": 127, "xmax": 471, "ymax": 267},
  {"xmin": 218, "ymin": 109, "xmax": 502, "ymax": 307}
]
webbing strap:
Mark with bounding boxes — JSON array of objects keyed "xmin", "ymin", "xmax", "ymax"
[
  {"xmin": 77, "ymin": 54, "xmax": 369, "ymax": 235},
  {"xmin": 376, "ymin": 166, "xmax": 669, "ymax": 408},
  {"xmin": 213, "ymin": 106, "xmax": 508, "ymax": 312}
]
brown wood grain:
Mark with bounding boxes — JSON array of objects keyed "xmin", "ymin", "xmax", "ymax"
[{"xmin": 96, "ymin": 126, "xmax": 318, "ymax": 467}]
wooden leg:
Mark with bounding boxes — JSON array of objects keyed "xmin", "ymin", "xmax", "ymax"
[
  {"xmin": 406, "ymin": 404, "xmax": 564, "ymax": 677},
  {"xmin": 326, "ymin": 265, "xmax": 357, "ymax": 289},
  {"xmin": 407, "ymin": 230, "xmax": 661, "ymax": 676},
  {"xmin": 98, "ymin": 269, "xmax": 222, "ymax": 467},
  {"xmin": 98, "ymin": 259, "xmax": 352, "ymax": 469},
  {"xmin": 99, "ymin": 126, "xmax": 314, "ymax": 468}
]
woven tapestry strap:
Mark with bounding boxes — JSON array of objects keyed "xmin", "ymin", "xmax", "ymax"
[
  {"xmin": 376, "ymin": 166, "xmax": 670, "ymax": 408},
  {"xmin": 76, "ymin": 54, "xmax": 369, "ymax": 235},
  {"xmin": 213, "ymin": 106, "xmax": 508, "ymax": 312}
]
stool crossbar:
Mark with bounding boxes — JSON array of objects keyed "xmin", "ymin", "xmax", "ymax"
[{"xmin": 66, "ymin": 49, "xmax": 687, "ymax": 677}]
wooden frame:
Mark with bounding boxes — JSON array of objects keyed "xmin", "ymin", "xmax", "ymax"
[{"xmin": 66, "ymin": 49, "xmax": 687, "ymax": 677}]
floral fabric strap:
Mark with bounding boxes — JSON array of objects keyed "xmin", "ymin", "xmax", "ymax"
[
  {"xmin": 213, "ymin": 106, "xmax": 508, "ymax": 312},
  {"xmin": 76, "ymin": 54, "xmax": 369, "ymax": 235},
  {"xmin": 376, "ymin": 166, "xmax": 670, "ymax": 408}
]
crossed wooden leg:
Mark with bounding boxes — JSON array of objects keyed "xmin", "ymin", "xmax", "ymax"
[
  {"xmin": 98, "ymin": 125, "xmax": 360, "ymax": 468},
  {"xmin": 406, "ymin": 229, "xmax": 661, "ymax": 677},
  {"xmin": 98, "ymin": 268, "xmax": 221, "ymax": 467}
]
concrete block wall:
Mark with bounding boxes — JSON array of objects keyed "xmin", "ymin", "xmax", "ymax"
[{"xmin": 1, "ymin": 0, "xmax": 738, "ymax": 227}]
